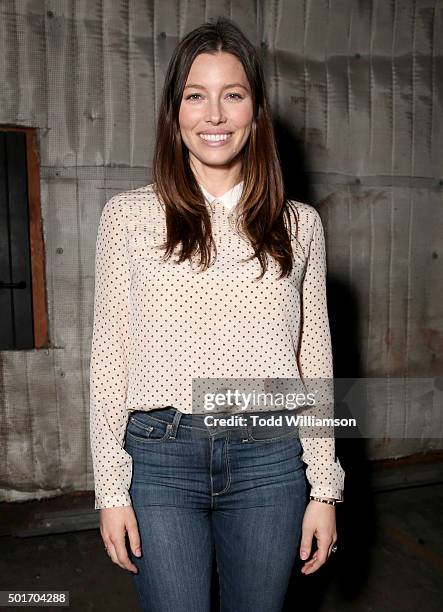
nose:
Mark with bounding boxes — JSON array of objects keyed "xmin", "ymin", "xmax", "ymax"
[{"xmin": 206, "ymin": 97, "xmax": 225, "ymax": 124}]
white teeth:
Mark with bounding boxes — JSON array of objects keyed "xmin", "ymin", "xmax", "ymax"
[{"xmin": 199, "ymin": 133, "xmax": 232, "ymax": 142}]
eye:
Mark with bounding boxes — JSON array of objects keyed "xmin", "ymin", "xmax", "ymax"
[{"xmin": 184, "ymin": 93, "xmax": 244, "ymax": 101}]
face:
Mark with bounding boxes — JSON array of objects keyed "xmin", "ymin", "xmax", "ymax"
[{"xmin": 178, "ymin": 52, "xmax": 254, "ymax": 172}]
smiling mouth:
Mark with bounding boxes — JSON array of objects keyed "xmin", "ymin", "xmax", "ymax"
[{"xmin": 199, "ymin": 133, "xmax": 233, "ymax": 142}]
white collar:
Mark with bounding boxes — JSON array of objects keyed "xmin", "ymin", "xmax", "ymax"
[{"xmin": 199, "ymin": 180, "xmax": 244, "ymax": 211}]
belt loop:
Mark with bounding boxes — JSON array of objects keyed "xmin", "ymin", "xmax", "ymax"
[
  {"xmin": 169, "ymin": 408, "xmax": 183, "ymax": 439},
  {"xmin": 240, "ymin": 423, "xmax": 250, "ymax": 443}
]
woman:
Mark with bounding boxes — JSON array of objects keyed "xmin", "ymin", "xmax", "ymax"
[{"xmin": 90, "ymin": 16, "xmax": 345, "ymax": 612}]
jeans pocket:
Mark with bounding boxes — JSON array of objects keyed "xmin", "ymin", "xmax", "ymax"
[{"xmin": 126, "ymin": 413, "xmax": 171, "ymax": 443}]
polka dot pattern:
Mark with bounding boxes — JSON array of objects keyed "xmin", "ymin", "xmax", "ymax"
[{"xmin": 89, "ymin": 183, "xmax": 345, "ymax": 509}]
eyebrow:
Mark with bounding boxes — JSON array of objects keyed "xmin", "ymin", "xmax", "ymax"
[{"xmin": 183, "ymin": 83, "xmax": 249, "ymax": 91}]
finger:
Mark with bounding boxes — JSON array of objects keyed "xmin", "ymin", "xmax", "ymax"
[
  {"xmin": 301, "ymin": 549, "xmax": 328, "ymax": 574},
  {"xmin": 316, "ymin": 534, "xmax": 331, "ymax": 558},
  {"xmin": 104, "ymin": 537, "xmax": 135, "ymax": 573},
  {"xmin": 114, "ymin": 538, "xmax": 139, "ymax": 574},
  {"xmin": 300, "ymin": 527, "xmax": 314, "ymax": 560},
  {"xmin": 127, "ymin": 523, "xmax": 142, "ymax": 558},
  {"xmin": 301, "ymin": 536, "xmax": 331, "ymax": 575},
  {"xmin": 327, "ymin": 537, "xmax": 338, "ymax": 558},
  {"xmin": 105, "ymin": 540, "xmax": 125, "ymax": 570}
]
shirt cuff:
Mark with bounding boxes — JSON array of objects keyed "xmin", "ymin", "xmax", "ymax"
[
  {"xmin": 94, "ymin": 491, "xmax": 132, "ymax": 510},
  {"xmin": 309, "ymin": 485, "xmax": 344, "ymax": 503}
]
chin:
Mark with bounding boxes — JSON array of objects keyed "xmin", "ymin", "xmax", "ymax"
[{"xmin": 200, "ymin": 157, "xmax": 234, "ymax": 167}]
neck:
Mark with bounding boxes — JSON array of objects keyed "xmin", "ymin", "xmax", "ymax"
[{"xmin": 190, "ymin": 155, "xmax": 242, "ymax": 198}]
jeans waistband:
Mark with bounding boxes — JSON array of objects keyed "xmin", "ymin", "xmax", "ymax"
[
  {"xmin": 131, "ymin": 406, "xmax": 242, "ymax": 433},
  {"xmin": 129, "ymin": 406, "xmax": 298, "ymax": 439}
]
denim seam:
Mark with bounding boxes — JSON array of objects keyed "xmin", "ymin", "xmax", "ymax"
[
  {"xmin": 209, "ymin": 436, "xmax": 214, "ymax": 507},
  {"xmin": 212, "ymin": 433, "xmax": 232, "ymax": 496}
]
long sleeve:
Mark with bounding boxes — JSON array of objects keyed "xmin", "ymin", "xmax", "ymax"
[
  {"xmin": 89, "ymin": 195, "xmax": 133, "ymax": 510},
  {"xmin": 297, "ymin": 209, "xmax": 345, "ymax": 501}
]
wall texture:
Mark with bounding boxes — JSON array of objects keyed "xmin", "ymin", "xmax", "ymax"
[{"xmin": 0, "ymin": 0, "xmax": 441, "ymax": 503}]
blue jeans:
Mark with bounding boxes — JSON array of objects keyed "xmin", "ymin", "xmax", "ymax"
[{"xmin": 123, "ymin": 407, "xmax": 307, "ymax": 612}]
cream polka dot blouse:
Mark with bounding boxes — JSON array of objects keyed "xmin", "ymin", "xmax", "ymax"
[{"xmin": 89, "ymin": 181, "xmax": 345, "ymax": 509}]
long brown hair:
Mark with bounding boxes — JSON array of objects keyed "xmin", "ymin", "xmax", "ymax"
[{"xmin": 152, "ymin": 16, "xmax": 299, "ymax": 281}]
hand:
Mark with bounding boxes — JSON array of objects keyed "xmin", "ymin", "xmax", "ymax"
[
  {"xmin": 100, "ymin": 505, "xmax": 141, "ymax": 574},
  {"xmin": 299, "ymin": 499, "xmax": 338, "ymax": 575}
]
